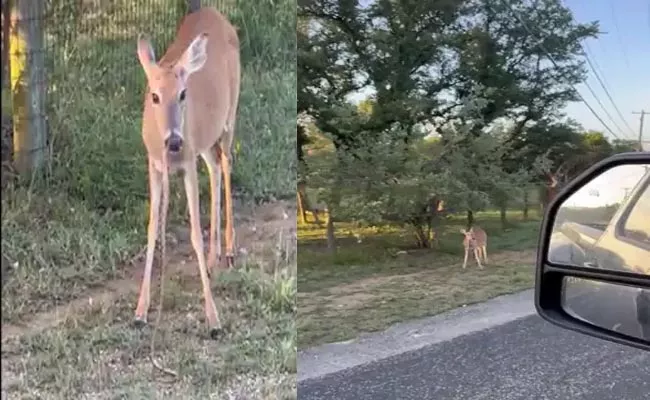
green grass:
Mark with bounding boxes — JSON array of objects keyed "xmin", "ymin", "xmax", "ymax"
[
  {"xmin": 2, "ymin": 0, "xmax": 295, "ymax": 314},
  {"xmin": 299, "ymin": 210, "xmax": 541, "ymax": 291},
  {"xmin": 297, "ymin": 211, "xmax": 541, "ymax": 348},
  {"xmin": 2, "ymin": 0, "xmax": 296, "ymax": 398},
  {"xmin": 2, "ymin": 266, "xmax": 296, "ymax": 399}
]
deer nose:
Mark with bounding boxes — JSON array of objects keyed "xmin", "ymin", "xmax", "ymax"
[{"xmin": 164, "ymin": 134, "xmax": 183, "ymax": 153}]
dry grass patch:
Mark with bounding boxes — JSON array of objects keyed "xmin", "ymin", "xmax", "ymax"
[
  {"xmin": 298, "ymin": 250, "xmax": 535, "ymax": 347},
  {"xmin": 2, "ymin": 202, "xmax": 297, "ymax": 400},
  {"xmin": 298, "ymin": 214, "xmax": 540, "ymax": 348}
]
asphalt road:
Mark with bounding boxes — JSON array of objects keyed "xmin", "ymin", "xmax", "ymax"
[{"xmin": 298, "ymin": 315, "xmax": 650, "ymax": 400}]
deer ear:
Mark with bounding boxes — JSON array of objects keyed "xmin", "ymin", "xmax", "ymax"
[
  {"xmin": 137, "ymin": 35, "xmax": 156, "ymax": 71},
  {"xmin": 177, "ymin": 33, "xmax": 208, "ymax": 76},
  {"xmin": 460, "ymin": 229, "xmax": 467, "ymax": 234}
]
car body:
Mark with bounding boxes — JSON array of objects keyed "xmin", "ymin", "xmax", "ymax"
[{"xmin": 537, "ymin": 152, "xmax": 650, "ymax": 351}]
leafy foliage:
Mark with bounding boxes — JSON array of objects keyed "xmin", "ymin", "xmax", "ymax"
[{"xmin": 298, "ymin": 0, "xmax": 631, "ymax": 248}]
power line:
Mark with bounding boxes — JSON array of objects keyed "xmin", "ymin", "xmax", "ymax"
[
  {"xmin": 581, "ymin": 42, "xmax": 636, "ymax": 139},
  {"xmin": 510, "ymin": 10, "xmax": 623, "ymax": 140},
  {"xmin": 578, "ymin": 51, "xmax": 628, "ymax": 138}
]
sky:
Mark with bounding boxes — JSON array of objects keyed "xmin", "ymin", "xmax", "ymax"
[
  {"xmin": 347, "ymin": 0, "xmax": 650, "ymax": 147},
  {"xmin": 564, "ymin": 0, "xmax": 650, "ymax": 147},
  {"xmin": 563, "ymin": 164, "xmax": 649, "ymax": 208}
]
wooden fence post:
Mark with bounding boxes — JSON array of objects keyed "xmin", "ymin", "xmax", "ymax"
[{"xmin": 10, "ymin": 0, "xmax": 46, "ymax": 176}]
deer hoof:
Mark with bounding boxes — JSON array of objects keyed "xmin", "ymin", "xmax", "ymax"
[
  {"xmin": 209, "ymin": 326, "xmax": 224, "ymax": 340},
  {"xmin": 133, "ymin": 316, "xmax": 147, "ymax": 329},
  {"xmin": 225, "ymin": 254, "xmax": 235, "ymax": 269}
]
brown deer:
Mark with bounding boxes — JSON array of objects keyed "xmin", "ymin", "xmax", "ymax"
[
  {"xmin": 460, "ymin": 226, "xmax": 488, "ymax": 269},
  {"xmin": 133, "ymin": 7, "xmax": 240, "ymax": 338}
]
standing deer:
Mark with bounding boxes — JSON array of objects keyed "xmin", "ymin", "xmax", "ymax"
[
  {"xmin": 133, "ymin": 7, "xmax": 240, "ymax": 338},
  {"xmin": 460, "ymin": 226, "xmax": 488, "ymax": 269}
]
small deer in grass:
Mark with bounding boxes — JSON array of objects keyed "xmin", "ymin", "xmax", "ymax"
[
  {"xmin": 460, "ymin": 226, "xmax": 488, "ymax": 269},
  {"xmin": 133, "ymin": 7, "xmax": 240, "ymax": 338}
]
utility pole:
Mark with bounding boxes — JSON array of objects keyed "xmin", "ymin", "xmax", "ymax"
[{"xmin": 632, "ymin": 110, "xmax": 646, "ymax": 151}]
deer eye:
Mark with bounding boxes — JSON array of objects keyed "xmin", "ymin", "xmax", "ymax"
[
  {"xmin": 179, "ymin": 89, "xmax": 186, "ymax": 102},
  {"xmin": 151, "ymin": 93, "xmax": 160, "ymax": 104}
]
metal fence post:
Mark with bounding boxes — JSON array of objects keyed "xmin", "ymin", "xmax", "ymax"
[
  {"xmin": 10, "ymin": 0, "xmax": 46, "ymax": 176},
  {"xmin": 188, "ymin": 0, "xmax": 201, "ymax": 12}
]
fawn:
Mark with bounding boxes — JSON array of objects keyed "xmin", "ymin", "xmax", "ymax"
[{"xmin": 460, "ymin": 226, "xmax": 488, "ymax": 269}]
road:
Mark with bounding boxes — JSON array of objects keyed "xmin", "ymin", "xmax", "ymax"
[
  {"xmin": 298, "ymin": 290, "xmax": 650, "ymax": 400},
  {"xmin": 298, "ymin": 315, "xmax": 650, "ymax": 400}
]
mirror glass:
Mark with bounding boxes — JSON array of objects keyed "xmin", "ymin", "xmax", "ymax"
[
  {"xmin": 548, "ymin": 164, "xmax": 650, "ymax": 275},
  {"xmin": 562, "ymin": 277, "xmax": 650, "ymax": 342}
]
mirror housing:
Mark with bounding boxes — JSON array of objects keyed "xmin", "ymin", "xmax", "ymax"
[{"xmin": 535, "ymin": 152, "xmax": 650, "ymax": 351}]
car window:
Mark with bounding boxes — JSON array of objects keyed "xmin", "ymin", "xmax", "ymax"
[{"xmin": 621, "ymin": 179, "xmax": 650, "ymax": 245}]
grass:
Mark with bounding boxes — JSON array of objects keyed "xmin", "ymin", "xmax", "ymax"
[
  {"xmin": 2, "ymin": 0, "xmax": 297, "ymax": 398},
  {"xmin": 3, "ymin": 0, "xmax": 296, "ymax": 321},
  {"xmin": 297, "ymin": 210, "xmax": 541, "ymax": 348},
  {"xmin": 2, "ymin": 266, "xmax": 296, "ymax": 399}
]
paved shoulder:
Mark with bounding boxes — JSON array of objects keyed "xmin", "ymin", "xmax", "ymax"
[
  {"xmin": 298, "ymin": 315, "xmax": 650, "ymax": 400},
  {"xmin": 299, "ymin": 289, "xmax": 537, "ymax": 381}
]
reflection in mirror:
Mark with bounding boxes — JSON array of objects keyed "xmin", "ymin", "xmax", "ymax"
[
  {"xmin": 562, "ymin": 277, "xmax": 650, "ymax": 342},
  {"xmin": 548, "ymin": 164, "xmax": 650, "ymax": 275}
]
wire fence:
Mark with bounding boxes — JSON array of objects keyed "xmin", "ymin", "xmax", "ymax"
[{"xmin": 1, "ymin": 0, "xmax": 236, "ymax": 177}]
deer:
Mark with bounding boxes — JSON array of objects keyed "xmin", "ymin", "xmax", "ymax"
[
  {"xmin": 460, "ymin": 226, "xmax": 488, "ymax": 269},
  {"xmin": 133, "ymin": 6, "xmax": 240, "ymax": 339}
]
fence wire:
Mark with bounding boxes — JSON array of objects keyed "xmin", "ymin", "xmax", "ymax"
[{"xmin": 2, "ymin": 0, "xmax": 236, "ymax": 174}]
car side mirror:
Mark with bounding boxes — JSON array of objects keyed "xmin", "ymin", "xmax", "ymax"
[{"xmin": 536, "ymin": 152, "xmax": 650, "ymax": 351}]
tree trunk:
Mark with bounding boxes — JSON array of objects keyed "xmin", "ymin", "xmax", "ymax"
[
  {"xmin": 544, "ymin": 173, "xmax": 560, "ymax": 209},
  {"xmin": 1, "ymin": 0, "xmax": 12, "ymax": 92},
  {"xmin": 466, "ymin": 209, "xmax": 474, "ymax": 229},
  {"xmin": 297, "ymin": 180, "xmax": 308, "ymax": 224},
  {"xmin": 297, "ymin": 124, "xmax": 306, "ymax": 163},
  {"xmin": 523, "ymin": 190, "xmax": 529, "ymax": 220},
  {"xmin": 538, "ymin": 185, "xmax": 547, "ymax": 214},
  {"xmin": 500, "ymin": 204, "xmax": 507, "ymax": 230},
  {"xmin": 413, "ymin": 224, "xmax": 430, "ymax": 248},
  {"xmin": 297, "ymin": 191, "xmax": 306, "ymax": 224},
  {"xmin": 326, "ymin": 208, "xmax": 336, "ymax": 254}
]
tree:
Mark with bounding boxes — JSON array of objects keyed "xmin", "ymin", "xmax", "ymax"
[
  {"xmin": 451, "ymin": 0, "xmax": 598, "ymax": 134},
  {"xmin": 299, "ymin": 0, "xmax": 466, "ymax": 150},
  {"xmin": 304, "ymin": 99, "xmax": 529, "ymax": 249},
  {"xmin": 298, "ymin": 0, "xmax": 602, "ymax": 244},
  {"xmin": 450, "ymin": 0, "xmax": 599, "ymax": 222}
]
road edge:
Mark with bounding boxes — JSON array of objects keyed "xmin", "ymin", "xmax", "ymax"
[{"xmin": 298, "ymin": 288, "xmax": 537, "ymax": 382}]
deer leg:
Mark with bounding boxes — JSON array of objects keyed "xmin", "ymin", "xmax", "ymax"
[
  {"xmin": 201, "ymin": 148, "xmax": 222, "ymax": 276},
  {"xmin": 183, "ymin": 165, "xmax": 222, "ymax": 338},
  {"xmin": 462, "ymin": 247, "xmax": 469, "ymax": 269},
  {"xmin": 482, "ymin": 245, "xmax": 488, "ymax": 264},
  {"xmin": 220, "ymin": 149, "xmax": 236, "ymax": 268},
  {"xmin": 134, "ymin": 159, "xmax": 162, "ymax": 326},
  {"xmin": 474, "ymin": 248, "xmax": 484, "ymax": 269}
]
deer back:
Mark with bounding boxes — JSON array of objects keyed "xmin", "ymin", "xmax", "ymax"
[{"xmin": 470, "ymin": 226, "xmax": 487, "ymax": 246}]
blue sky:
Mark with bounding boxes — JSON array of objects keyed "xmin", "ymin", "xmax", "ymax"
[{"xmin": 564, "ymin": 0, "xmax": 649, "ymax": 146}]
